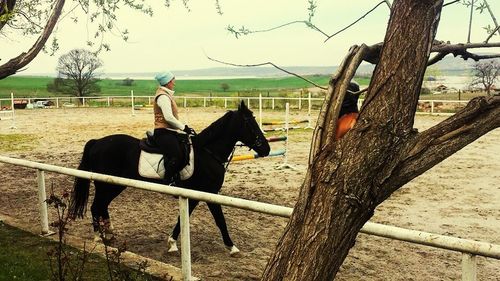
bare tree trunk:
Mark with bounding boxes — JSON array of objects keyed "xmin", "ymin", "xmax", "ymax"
[
  {"xmin": 0, "ymin": 0, "xmax": 65, "ymax": 79},
  {"xmin": 262, "ymin": 0, "xmax": 499, "ymax": 279}
]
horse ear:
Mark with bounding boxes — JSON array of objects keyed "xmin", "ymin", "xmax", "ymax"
[{"xmin": 239, "ymin": 100, "xmax": 247, "ymax": 111}]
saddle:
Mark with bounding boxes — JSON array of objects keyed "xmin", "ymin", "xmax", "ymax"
[{"xmin": 138, "ymin": 130, "xmax": 194, "ymax": 181}]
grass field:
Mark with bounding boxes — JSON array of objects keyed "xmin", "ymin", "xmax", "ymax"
[
  {"xmin": 0, "ymin": 75, "xmax": 332, "ymax": 97},
  {"xmin": 0, "ymin": 222, "xmax": 162, "ymax": 281},
  {"xmin": 0, "ymin": 75, "xmax": 373, "ymax": 98}
]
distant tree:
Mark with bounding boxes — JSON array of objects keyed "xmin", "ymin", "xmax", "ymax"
[
  {"xmin": 220, "ymin": 82, "xmax": 230, "ymax": 92},
  {"xmin": 46, "ymin": 77, "xmax": 67, "ymax": 93},
  {"xmin": 471, "ymin": 59, "xmax": 500, "ymax": 96},
  {"xmin": 121, "ymin": 78, "xmax": 135, "ymax": 86},
  {"xmin": 55, "ymin": 49, "xmax": 102, "ymax": 98}
]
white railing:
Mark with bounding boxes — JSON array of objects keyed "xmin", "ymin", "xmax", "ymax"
[
  {"xmin": 0, "ymin": 93, "xmax": 470, "ymax": 116},
  {"xmin": 0, "ymin": 155, "xmax": 498, "ymax": 281},
  {"xmin": 0, "ymin": 93, "xmax": 16, "ymax": 128}
]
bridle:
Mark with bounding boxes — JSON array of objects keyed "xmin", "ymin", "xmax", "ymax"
[{"xmin": 224, "ymin": 113, "xmax": 265, "ymax": 170}]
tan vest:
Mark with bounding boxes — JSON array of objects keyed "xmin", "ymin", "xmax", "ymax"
[{"xmin": 153, "ymin": 87, "xmax": 179, "ymax": 129}]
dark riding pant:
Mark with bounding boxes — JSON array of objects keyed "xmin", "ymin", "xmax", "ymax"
[{"xmin": 154, "ymin": 128, "xmax": 183, "ymax": 182}]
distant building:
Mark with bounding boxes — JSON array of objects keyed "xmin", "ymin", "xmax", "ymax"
[{"xmin": 435, "ymin": 84, "xmax": 448, "ymax": 92}]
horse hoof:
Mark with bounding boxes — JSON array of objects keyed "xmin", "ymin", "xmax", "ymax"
[
  {"xmin": 167, "ymin": 237, "xmax": 178, "ymax": 253},
  {"xmin": 228, "ymin": 245, "xmax": 240, "ymax": 257}
]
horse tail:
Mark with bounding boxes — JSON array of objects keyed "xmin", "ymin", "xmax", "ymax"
[{"xmin": 69, "ymin": 139, "xmax": 96, "ymax": 219}]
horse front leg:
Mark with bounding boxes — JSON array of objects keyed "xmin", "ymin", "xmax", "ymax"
[
  {"xmin": 168, "ymin": 199, "xmax": 200, "ymax": 253},
  {"xmin": 207, "ymin": 202, "xmax": 240, "ymax": 256}
]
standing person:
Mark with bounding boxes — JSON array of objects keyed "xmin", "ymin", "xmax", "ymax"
[
  {"xmin": 153, "ymin": 71, "xmax": 195, "ymax": 184},
  {"xmin": 335, "ymin": 80, "xmax": 361, "ymax": 140}
]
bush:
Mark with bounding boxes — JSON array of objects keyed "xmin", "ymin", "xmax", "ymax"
[
  {"xmin": 420, "ymin": 87, "xmax": 432, "ymax": 95},
  {"xmin": 121, "ymin": 78, "xmax": 135, "ymax": 86}
]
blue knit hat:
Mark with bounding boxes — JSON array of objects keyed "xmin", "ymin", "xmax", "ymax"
[{"xmin": 155, "ymin": 71, "xmax": 175, "ymax": 85}]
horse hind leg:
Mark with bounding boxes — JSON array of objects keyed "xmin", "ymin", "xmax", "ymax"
[{"xmin": 91, "ymin": 181, "xmax": 125, "ymax": 242}]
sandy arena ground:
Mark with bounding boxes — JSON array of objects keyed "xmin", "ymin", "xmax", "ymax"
[{"xmin": 0, "ymin": 106, "xmax": 499, "ymax": 281}]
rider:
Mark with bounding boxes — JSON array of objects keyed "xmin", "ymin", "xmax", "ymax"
[
  {"xmin": 153, "ymin": 71, "xmax": 195, "ymax": 183},
  {"xmin": 336, "ymin": 80, "xmax": 361, "ymax": 140}
]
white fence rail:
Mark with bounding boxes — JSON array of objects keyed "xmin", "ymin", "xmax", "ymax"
[
  {"xmin": 0, "ymin": 155, "xmax": 498, "ymax": 281},
  {"xmin": 0, "ymin": 93, "xmax": 469, "ymax": 116}
]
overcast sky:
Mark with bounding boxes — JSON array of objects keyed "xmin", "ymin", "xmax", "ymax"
[{"xmin": 1, "ymin": 0, "xmax": 499, "ymax": 76}]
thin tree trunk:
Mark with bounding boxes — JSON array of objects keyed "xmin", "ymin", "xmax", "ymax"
[
  {"xmin": 483, "ymin": 0, "xmax": 500, "ymax": 38},
  {"xmin": 0, "ymin": 0, "xmax": 65, "ymax": 79},
  {"xmin": 467, "ymin": 0, "xmax": 474, "ymax": 43}
]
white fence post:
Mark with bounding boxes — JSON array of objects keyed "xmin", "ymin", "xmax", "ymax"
[
  {"xmin": 203, "ymin": 97, "xmax": 206, "ymax": 107},
  {"xmin": 298, "ymin": 93, "xmax": 302, "ymax": 111},
  {"xmin": 307, "ymin": 92, "xmax": 313, "ymax": 129},
  {"xmin": 224, "ymin": 98, "xmax": 227, "ymax": 108},
  {"xmin": 56, "ymin": 97, "xmax": 59, "ymax": 108},
  {"xmin": 107, "ymin": 96, "xmax": 110, "ymax": 107},
  {"xmin": 131, "ymin": 90, "xmax": 135, "ymax": 116},
  {"xmin": 179, "ymin": 197, "xmax": 192, "ymax": 281},
  {"xmin": 462, "ymin": 253, "xmax": 477, "ymax": 281},
  {"xmin": 431, "ymin": 100, "xmax": 435, "ymax": 115},
  {"xmin": 36, "ymin": 169, "xmax": 50, "ymax": 235},
  {"xmin": 272, "ymin": 98, "xmax": 275, "ymax": 110},
  {"xmin": 184, "ymin": 97, "xmax": 187, "ymax": 108}
]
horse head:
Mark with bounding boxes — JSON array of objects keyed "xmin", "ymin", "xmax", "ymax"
[{"xmin": 237, "ymin": 101, "xmax": 270, "ymax": 157}]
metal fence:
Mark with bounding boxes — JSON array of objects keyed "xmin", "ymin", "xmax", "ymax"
[
  {"xmin": 0, "ymin": 155, "xmax": 498, "ymax": 281},
  {"xmin": 0, "ymin": 92, "xmax": 470, "ymax": 116}
]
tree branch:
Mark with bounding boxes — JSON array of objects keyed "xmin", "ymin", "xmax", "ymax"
[
  {"xmin": 0, "ymin": 0, "xmax": 65, "ymax": 79},
  {"xmin": 485, "ymin": 25, "xmax": 500, "ymax": 43},
  {"xmin": 324, "ymin": 1, "xmax": 387, "ymax": 43},
  {"xmin": 378, "ymin": 95, "xmax": 500, "ymax": 202},
  {"xmin": 205, "ymin": 55, "xmax": 328, "ymax": 90}
]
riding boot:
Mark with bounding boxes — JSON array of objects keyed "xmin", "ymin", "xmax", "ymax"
[{"xmin": 163, "ymin": 157, "xmax": 179, "ymax": 185}]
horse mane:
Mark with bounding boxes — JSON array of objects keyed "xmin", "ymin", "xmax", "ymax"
[{"xmin": 195, "ymin": 111, "xmax": 235, "ymax": 146}]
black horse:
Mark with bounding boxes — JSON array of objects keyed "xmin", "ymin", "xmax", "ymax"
[{"xmin": 69, "ymin": 101, "xmax": 270, "ymax": 255}]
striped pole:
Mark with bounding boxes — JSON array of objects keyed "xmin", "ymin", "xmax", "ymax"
[{"xmin": 231, "ymin": 149, "xmax": 286, "ymax": 162}]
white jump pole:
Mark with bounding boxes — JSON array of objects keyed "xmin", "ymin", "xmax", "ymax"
[
  {"xmin": 259, "ymin": 93, "xmax": 263, "ymax": 129},
  {"xmin": 131, "ymin": 90, "xmax": 135, "ymax": 116},
  {"xmin": 10, "ymin": 92, "xmax": 16, "ymax": 129},
  {"xmin": 276, "ymin": 103, "xmax": 297, "ymax": 170},
  {"xmin": 36, "ymin": 169, "xmax": 50, "ymax": 235},
  {"xmin": 179, "ymin": 197, "xmax": 192, "ymax": 281}
]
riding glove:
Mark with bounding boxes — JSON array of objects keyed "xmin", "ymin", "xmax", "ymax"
[{"xmin": 183, "ymin": 125, "xmax": 196, "ymax": 135}]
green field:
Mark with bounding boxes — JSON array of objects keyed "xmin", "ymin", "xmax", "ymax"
[
  {"xmin": 0, "ymin": 75, "xmax": 490, "ymax": 101},
  {"xmin": 0, "ymin": 75, "xmax": 371, "ymax": 98}
]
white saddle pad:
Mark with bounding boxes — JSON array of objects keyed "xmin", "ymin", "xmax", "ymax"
[{"xmin": 138, "ymin": 147, "xmax": 194, "ymax": 181}]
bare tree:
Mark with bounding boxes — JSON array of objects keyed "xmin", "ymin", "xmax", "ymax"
[
  {"xmin": 0, "ymin": 0, "xmax": 153, "ymax": 79},
  {"xmin": 220, "ymin": 82, "xmax": 230, "ymax": 92},
  {"xmin": 55, "ymin": 49, "xmax": 102, "ymax": 98},
  {"xmin": 471, "ymin": 59, "xmax": 500, "ymax": 95}
]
